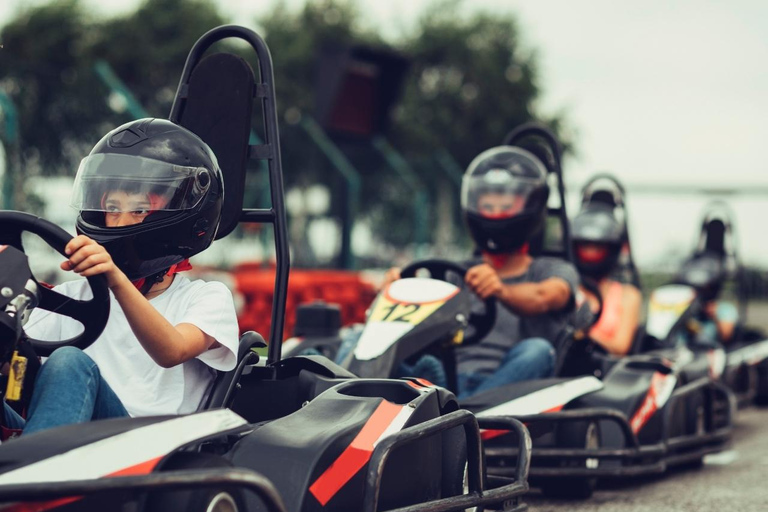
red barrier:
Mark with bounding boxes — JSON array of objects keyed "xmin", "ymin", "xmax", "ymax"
[{"xmin": 233, "ymin": 263, "xmax": 377, "ymax": 342}]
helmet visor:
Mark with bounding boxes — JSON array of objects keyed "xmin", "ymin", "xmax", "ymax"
[
  {"xmin": 575, "ymin": 242, "xmax": 609, "ymax": 264},
  {"xmin": 71, "ymin": 154, "xmax": 213, "ymax": 214},
  {"xmin": 462, "ymin": 172, "xmax": 543, "ymax": 219}
]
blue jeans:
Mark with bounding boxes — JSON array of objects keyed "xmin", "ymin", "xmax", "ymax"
[
  {"xmin": 457, "ymin": 337, "xmax": 555, "ymax": 399},
  {"xmin": 3, "ymin": 347, "xmax": 129, "ymax": 435}
]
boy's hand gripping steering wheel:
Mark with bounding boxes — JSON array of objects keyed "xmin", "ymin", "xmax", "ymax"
[{"xmin": 1, "ymin": 212, "xmax": 110, "ymax": 357}]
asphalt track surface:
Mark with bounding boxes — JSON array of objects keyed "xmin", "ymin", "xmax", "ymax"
[{"xmin": 524, "ymin": 406, "xmax": 768, "ymax": 512}]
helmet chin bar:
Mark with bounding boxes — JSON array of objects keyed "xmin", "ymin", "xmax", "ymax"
[{"xmin": 466, "ymin": 209, "xmax": 545, "ymax": 255}]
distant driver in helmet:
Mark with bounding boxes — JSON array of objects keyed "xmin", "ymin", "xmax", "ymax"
[
  {"xmin": 571, "ymin": 189, "xmax": 641, "ymax": 355},
  {"xmin": 7, "ymin": 119, "xmax": 239, "ymax": 435},
  {"xmin": 384, "ymin": 146, "xmax": 580, "ymax": 399}
]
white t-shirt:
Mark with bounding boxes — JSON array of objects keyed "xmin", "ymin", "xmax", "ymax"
[{"xmin": 24, "ymin": 275, "xmax": 239, "ymax": 417}]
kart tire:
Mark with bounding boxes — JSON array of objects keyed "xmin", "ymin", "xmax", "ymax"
[
  {"xmin": 143, "ymin": 452, "xmax": 245, "ymax": 512},
  {"xmin": 754, "ymin": 362, "xmax": 768, "ymax": 406},
  {"xmin": 540, "ymin": 421, "xmax": 600, "ymax": 500}
]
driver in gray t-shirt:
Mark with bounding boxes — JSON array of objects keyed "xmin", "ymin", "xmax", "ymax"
[
  {"xmin": 384, "ymin": 146, "xmax": 579, "ymax": 399},
  {"xmin": 454, "ymin": 255, "xmax": 578, "ymax": 398}
]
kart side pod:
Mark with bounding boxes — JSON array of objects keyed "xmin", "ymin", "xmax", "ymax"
[{"xmin": 227, "ymin": 378, "xmax": 528, "ymax": 512}]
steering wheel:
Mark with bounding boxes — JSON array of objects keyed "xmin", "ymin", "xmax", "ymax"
[
  {"xmin": 0, "ymin": 212, "xmax": 110, "ymax": 357},
  {"xmin": 399, "ymin": 259, "xmax": 497, "ymax": 344}
]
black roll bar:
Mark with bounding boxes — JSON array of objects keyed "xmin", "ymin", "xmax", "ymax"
[
  {"xmin": 170, "ymin": 26, "xmax": 290, "ymax": 365},
  {"xmin": 503, "ymin": 122, "xmax": 572, "ymax": 262}
]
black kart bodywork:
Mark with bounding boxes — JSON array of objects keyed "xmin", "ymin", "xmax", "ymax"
[{"xmin": 0, "ymin": 26, "xmax": 530, "ymax": 512}]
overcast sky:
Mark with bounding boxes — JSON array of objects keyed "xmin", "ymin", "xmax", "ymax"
[{"xmin": 2, "ymin": 0, "xmax": 768, "ymax": 266}]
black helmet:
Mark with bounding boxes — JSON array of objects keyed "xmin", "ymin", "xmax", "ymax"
[
  {"xmin": 461, "ymin": 146, "xmax": 549, "ymax": 253},
  {"xmin": 675, "ymin": 252, "xmax": 724, "ymax": 302},
  {"xmin": 73, "ymin": 118, "xmax": 224, "ymax": 281},
  {"xmin": 571, "ymin": 190, "xmax": 625, "ymax": 279}
]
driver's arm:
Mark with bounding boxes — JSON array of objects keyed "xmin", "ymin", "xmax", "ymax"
[
  {"xmin": 62, "ymin": 236, "xmax": 216, "ymax": 368},
  {"xmin": 465, "ymin": 263, "xmax": 573, "ymax": 316}
]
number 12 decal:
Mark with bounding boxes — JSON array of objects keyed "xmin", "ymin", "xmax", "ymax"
[
  {"xmin": 381, "ymin": 303, "xmax": 421, "ymax": 322},
  {"xmin": 369, "ymin": 298, "xmax": 445, "ymax": 325}
]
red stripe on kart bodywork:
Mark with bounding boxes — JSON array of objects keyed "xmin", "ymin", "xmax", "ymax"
[
  {"xmin": 309, "ymin": 400, "xmax": 404, "ymax": 506},
  {"xmin": 479, "ymin": 404, "xmax": 564, "ymax": 441},
  {"xmin": 108, "ymin": 456, "xmax": 163, "ymax": 477},
  {"xmin": 630, "ymin": 372, "xmax": 666, "ymax": 434},
  {"xmin": 2, "ymin": 456, "xmax": 164, "ymax": 512}
]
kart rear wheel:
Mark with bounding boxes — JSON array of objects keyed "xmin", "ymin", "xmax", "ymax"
[
  {"xmin": 540, "ymin": 421, "xmax": 600, "ymax": 500},
  {"xmin": 143, "ymin": 452, "xmax": 245, "ymax": 512}
]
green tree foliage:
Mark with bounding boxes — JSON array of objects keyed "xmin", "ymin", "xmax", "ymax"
[
  {"xmin": 0, "ymin": 0, "xmax": 567, "ymax": 253},
  {"xmin": 0, "ymin": 0, "xmax": 224, "ymax": 175},
  {"xmin": 394, "ymin": 1, "xmax": 543, "ymax": 165},
  {"xmin": 0, "ymin": 0, "xmax": 108, "ymax": 174}
]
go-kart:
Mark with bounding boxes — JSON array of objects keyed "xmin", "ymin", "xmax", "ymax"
[
  {"xmin": 324, "ymin": 254, "xmax": 734, "ymax": 499},
  {"xmin": 317, "ymin": 125, "xmax": 735, "ymax": 499},
  {"xmin": 0, "ymin": 26, "xmax": 531, "ymax": 512},
  {"xmin": 645, "ymin": 202, "xmax": 768, "ymax": 407}
]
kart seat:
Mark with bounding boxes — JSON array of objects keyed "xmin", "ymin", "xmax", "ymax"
[{"xmin": 201, "ymin": 331, "xmax": 266, "ymax": 411}]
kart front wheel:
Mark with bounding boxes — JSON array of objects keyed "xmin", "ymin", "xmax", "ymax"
[
  {"xmin": 540, "ymin": 421, "xmax": 600, "ymax": 500},
  {"xmin": 143, "ymin": 452, "xmax": 245, "ymax": 512}
]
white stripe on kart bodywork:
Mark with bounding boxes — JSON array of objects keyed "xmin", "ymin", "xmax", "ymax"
[
  {"xmin": 0, "ymin": 409, "xmax": 248, "ymax": 485},
  {"xmin": 354, "ymin": 321, "xmax": 414, "ymax": 360},
  {"xmin": 387, "ymin": 278, "xmax": 459, "ymax": 304},
  {"xmin": 476, "ymin": 376, "xmax": 604, "ymax": 417},
  {"xmin": 373, "ymin": 405, "xmax": 416, "ymax": 448},
  {"xmin": 708, "ymin": 348, "xmax": 727, "ymax": 379},
  {"xmin": 726, "ymin": 339, "xmax": 768, "ymax": 367},
  {"xmin": 646, "ymin": 284, "xmax": 696, "ymax": 340}
]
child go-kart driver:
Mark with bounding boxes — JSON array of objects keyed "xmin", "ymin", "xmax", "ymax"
[
  {"xmin": 4, "ymin": 118, "xmax": 239, "ymax": 436},
  {"xmin": 571, "ymin": 194, "xmax": 641, "ymax": 355},
  {"xmin": 381, "ymin": 146, "xmax": 579, "ymax": 399}
]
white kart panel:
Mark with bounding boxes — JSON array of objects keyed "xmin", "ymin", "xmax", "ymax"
[
  {"xmin": 647, "ymin": 284, "xmax": 696, "ymax": 340},
  {"xmin": 727, "ymin": 339, "xmax": 768, "ymax": 366},
  {"xmin": 0, "ymin": 409, "xmax": 248, "ymax": 485},
  {"xmin": 354, "ymin": 321, "xmax": 414, "ymax": 361},
  {"xmin": 387, "ymin": 278, "xmax": 459, "ymax": 304},
  {"xmin": 476, "ymin": 376, "xmax": 604, "ymax": 417}
]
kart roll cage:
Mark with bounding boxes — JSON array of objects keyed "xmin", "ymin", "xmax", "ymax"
[
  {"xmin": 503, "ymin": 123, "xmax": 572, "ymax": 262},
  {"xmin": 168, "ymin": 25, "xmax": 289, "ymax": 367}
]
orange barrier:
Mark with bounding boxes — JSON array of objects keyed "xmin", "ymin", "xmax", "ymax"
[{"xmin": 233, "ymin": 263, "xmax": 377, "ymax": 341}]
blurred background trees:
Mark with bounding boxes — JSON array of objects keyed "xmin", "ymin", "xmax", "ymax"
[{"xmin": 0, "ymin": 0, "xmax": 567, "ymax": 267}]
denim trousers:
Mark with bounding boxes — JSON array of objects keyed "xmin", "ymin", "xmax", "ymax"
[
  {"xmin": 3, "ymin": 346, "xmax": 129, "ymax": 435},
  {"xmin": 457, "ymin": 337, "xmax": 556, "ymax": 399}
]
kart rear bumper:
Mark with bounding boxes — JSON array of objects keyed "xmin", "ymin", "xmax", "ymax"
[{"xmin": 480, "ymin": 378, "xmax": 734, "ymax": 479}]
